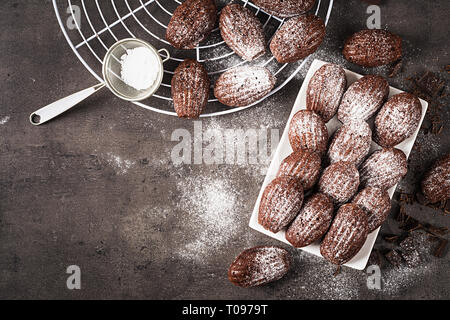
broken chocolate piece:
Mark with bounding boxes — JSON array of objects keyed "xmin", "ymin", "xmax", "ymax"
[
  {"xmin": 415, "ymin": 71, "xmax": 445, "ymax": 97},
  {"xmin": 389, "ymin": 59, "xmax": 403, "ymax": 78},
  {"xmin": 385, "ymin": 250, "xmax": 403, "ymax": 268},
  {"xmin": 433, "ymin": 239, "xmax": 448, "ymax": 258},
  {"xmin": 399, "ymin": 237, "xmax": 421, "ymax": 267}
]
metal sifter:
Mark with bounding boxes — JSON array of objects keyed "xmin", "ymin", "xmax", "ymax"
[{"xmin": 30, "ymin": 38, "xmax": 170, "ymax": 125}]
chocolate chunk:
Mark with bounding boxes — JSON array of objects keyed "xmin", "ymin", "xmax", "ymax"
[
  {"xmin": 433, "ymin": 239, "xmax": 448, "ymax": 258},
  {"xmin": 399, "ymin": 237, "xmax": 421, "ymax": 267},
  {"xmin": 385, "ymin": 250, "xmax": 403, "ymax": 268},
  {"xmin": 415, "ymin": 71, "xmax": 445, "ymax": 97}
]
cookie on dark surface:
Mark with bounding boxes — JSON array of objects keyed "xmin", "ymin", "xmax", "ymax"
[
  {"xmin": 306, "ymin": 63, "xmax": 347, "ymax": 122},
  {"xmin": 421, "ymin": 154, "xmax": 450, "ymax": 203},
  {"xmin": 288, "ymin": 110, "xmax": 328, "ymax": 155},
  {"xmin": 228, "ymin": 246, "xmax": 291, "ymax": 287},
  {"xmin": 318, "ymin": 161, "xmax": 359, "ymax": 204},
  {"xmin": 270, "ymin": 14, "xmax": 325, "ymax": 63},
  {"xmin": 320, "ymin": 203, "xmax": 369, "ymax": 265},
  {"xmin": 374, "ymin": 92, "xmax": 422, "ymax": 147},
  {"xmin": 285, "ymin": 193, "xmax": 334, "ymax": 248},
  {"xmin": 343, "ymin": 29, "xmax": 402, "ymax": 67},
  {"xmin": 214, "ymin": 66, "xmax": 275, "ymax": 107},
  {"xmin": 277, "ymin": 149, "xmax": 321, "ymax": 190},
  {"xmin": 337, "ymin": 75, "xmax": 389, "ymax": 123},
  {"xmin": 166, "ymin": 0, "xmax": 217, "ymax": 49},
  {"xmin": 352, "ymin": 187, "xmax": 391, "ymax": 232},
  {"xmin": 258, "ymin": 176, "xmax": 304, "ymax": 233},
  {"xmin": 171, "ymin": 59, "xmax": 210, "ymax": 119},
  {"xmin": 220, "ymin": 4, "xmax": 265, "ymax": 61},
  {"xmin": 252, "ymin": 0, "xmax": 316, "ymax": 18},
  {"xmin": 327, "ymin": 119, "xmax": 372, "ymax": 166},
  {"xmin": 359, "ymin": 148, "xmax": 407, "ymax": 190}
]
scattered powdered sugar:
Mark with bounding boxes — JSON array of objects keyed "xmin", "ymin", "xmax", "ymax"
[
  {"xmin": 175, "ymin": 175, "xmax": 244, "ymax": 262},
  {"xmin": 105, "ymin": 152, "xmax": 135, "ymax": 175},
  {"xmin": 0, "ymin": 116, "xmax": 10, "ymax": 125}
]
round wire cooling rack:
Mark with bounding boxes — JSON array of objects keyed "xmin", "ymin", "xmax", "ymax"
[{"xmin": 53, "ymin": 0, "xmax": 334, "ymax": 117}]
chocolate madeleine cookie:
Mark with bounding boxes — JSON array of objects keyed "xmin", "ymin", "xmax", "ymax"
[
  {"xmin": 352, "ymin": 187, "xmax": 391, "ymax": 232},
  {"xmin": 374, "ymin": 93, "xmax": 422, "ymax": 147},
  {"xmin": 320, "ymin": 203, "xmax": 369, "ymax": 265},
  {"xmin": 171, "ymin": 59, "xmax": 210, "ymax": 119},
  {"xmin": 220, "ymin": 4, "xmax": 265, "ymax": 61},
  {"xmin": 228, "ymin": 246, "xmax": 291, "ymax": 287},
  {"xmin": 258, "ymin": 176, "xmax": 304, "ymax": 233},
  {"xmin": 328, "ymin": 119, "xmax": 372, "ymax": 166},
  {"xmin": 359, "ymin": 148, "xmax": 407, "ymax": 189},
  {"xmin": 337, "ymin": 75, "xmax": 389, "ymax": 123},
  {"xmin": 288, "ymin": 110, "xmax": 328, "ymax": 155},
  {"xmin": 166, "ymin": 0, "xmax": 217, "ymax": 49},
  {"xmin": 343, "ymin": 29, "xmax": 402, "ymax": 67},
  {"xmin": 306, "ymin": 63, "xmax": 347, "ymax": 122},
  {"xmin": 252, "ymin": 0, "xmax": 316, "ymax": 18},
  {"xmin": 277, "ymin": 149, "xmax": 321, "ymax": 190},
  {"xmin": 318, "ymin": 161, "xmax": 359, "ymax": 204},
  {"xmin": 286, "ymin": 193, "xmax": 334, "ymax": 248},
  {"xmin": 421, "ymin": 154, "xmax": 450, "ymax": 203},
  {"xmin": 270, "ymin": 14, "xmax": 325, "ymax": 63},
  {"xmin": 214, "ymin": 66, "xmax": 275, "ymax": 107}
]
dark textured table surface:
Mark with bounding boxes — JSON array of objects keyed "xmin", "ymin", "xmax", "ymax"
[{"xmin": 0, "ymin": 0, "xmax": 449, "ymax": 299}]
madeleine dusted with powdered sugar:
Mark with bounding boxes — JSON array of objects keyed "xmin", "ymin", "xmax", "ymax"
[
  {"xmin": 352, "ymin": 187, "xmax": 391, "ymax": 232},
  {"xmin": 166, "ymin": 0, "xmax": 217, "ymax": 49},
  {"xmin": 277, "ymin": 149, "xmax": 321, "ymax": 190},
  {"xmin": 286, "ymin": 193, "xmax": 334, "ymax": 248},
  {"xmin": 374, "ymin": 92, "xmax": 422, "ymax": 147},
  {"xmin": 320, "ymin": 204, "xmax": 369, "ymax": 265},
  {"xmin": 219, "ymin": 4, "xmax": 266, "ymax": 61},
  {"xmin": 288, "ymin": 110, "xmax": 328, "ymax": 155},
  {"xmin": 359, "ymin": 148, "xmax": 407, "ymax": 190},
  {"xmin": 258, "ymin": 176, "xmax": 304, "ymax": 233},
  {"xmin": 318, "ymin": 161, "xmax": 360, "ymax": 204},
  {"xmin": 306, "ymin": 63, "xmax": 347, "ymax": 122},
  {"xmin": 327, "ymin": 119, "xmax": 372, "ymax": 166},
  {"xmin": 270, "ymin": 14, "xmax": 325, "ymax": 63},
  {"xmin": 214, "ymin": 66, "xmax": 275, "ymax": 107},
  {"xmin": 252, "ymin": 0, "xmax": 316, "ymax": 18},
  {"xmin": 337, "ymin": 75, "xmax": 389, "ymax": 123},
  {"xmin": 228, "ymin": 246, "xmax": 292, "ymax": 287},
  {"xmin": 343, "ymin": 29, "xmax": 402, "ymax": 67},
  {"xmin": 171, "ymin": 59, "xmax": 210, "ymax": 119},
  {"xmin": 421, "ymin": 154, "xmax": 450, "ymax": 203}
]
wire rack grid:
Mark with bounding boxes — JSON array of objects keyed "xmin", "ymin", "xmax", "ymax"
[{"xmin": 53, "ymin": 0, "xmax": 334, "ymax": 117}]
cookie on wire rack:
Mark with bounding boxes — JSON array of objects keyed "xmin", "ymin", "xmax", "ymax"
[
  {"xmin": 166, "ymin": 0, "xmax": 217, "ymax": 49},
  {"xmin": 270, "ymin": 14, "xmax": 326, "ymax": 63},
  {"xmin": 214, "ymin": 66, "xmax": 276, "ymax": 107},
  {"xmin": 171, "ymin": 59, "xmax": 210, "ymax": 119},
  {"xmin": 219, "ymin": 4, "xmax": 266, "ymax": 61},
  {"xmin": 252, "ymin": 0, "xmax": 317, "ymax": 18}
]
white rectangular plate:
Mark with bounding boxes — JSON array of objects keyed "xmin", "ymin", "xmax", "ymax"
[{"xmin": 249, "ymin": 59, "xmax": 428, "ymax": 270}]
